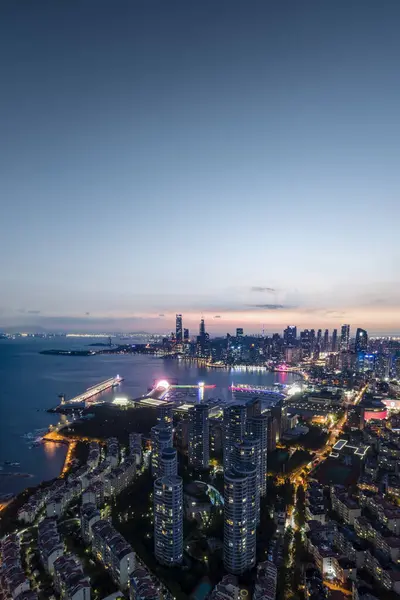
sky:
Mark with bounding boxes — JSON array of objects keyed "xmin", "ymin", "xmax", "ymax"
[{"xmin": 1, "ymin": 0, "xmax": 400, "ymax": 335}]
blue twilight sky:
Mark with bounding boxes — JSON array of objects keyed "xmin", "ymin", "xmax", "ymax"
[{"xmin": 1, "ymin": 0, "xmax": 400, "ymax": 334}]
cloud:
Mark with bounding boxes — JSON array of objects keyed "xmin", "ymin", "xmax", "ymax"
[
  {"xmin": 214, "ymin": 315, "xmax": 221, "ymax": 319},
  {"xmin": 250, "ymin": 286, "xmax": 275, "ymax": 293},
  {"xmin": 18, "ymin": 309, "xmax": 41, "ymax": 314},
  {"xmin": 247, "ymin": 304, "xmax": 286, "ymax": 310}
]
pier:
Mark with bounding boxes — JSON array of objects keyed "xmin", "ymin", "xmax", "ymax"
[{"xmin": 58, "ymin": 375, "xmax": 123, "ymax": 408}]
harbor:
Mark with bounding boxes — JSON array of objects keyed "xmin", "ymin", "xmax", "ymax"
[{"xmin": 49, "ymin": 375, "xmax": 123, "ymax": 411}]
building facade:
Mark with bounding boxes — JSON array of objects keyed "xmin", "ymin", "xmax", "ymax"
[{"xmin": 154, "ymin": 476, "xmax": 183, "ymax": 566}]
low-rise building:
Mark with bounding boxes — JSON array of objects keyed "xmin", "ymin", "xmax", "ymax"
[
  {"xmin": 81, "ymin": 504, "xmax": 101, "ymax": 543},
  {"xmin": 106, "ymin": 438, "xmax": 119, "ymax": 467},
  {"xmin": 209, "ymin": 575, "xmax": 240, "ymax": 600},
  {"xmin": 92, "ymin": 520, "xmax": 136, "ymax": 589},
  {"xmin": 104, "ymin": 458, "xmax": 136, "ymax": 497},
  {"xmin": 331, "ymin": 486, "xmax": 361, "ymax": 525},
  {"xmin": 82, "ymin": 481, "xmax": 105, "ymax": 507},
  {"xmin": 0, "ymin": 536, "xmax": 30, "ymax": 599},
  {"xmin": 359, "ymin": 491, "xmax": 400, "ymax": 534},
  {"xmin": 129, "ymin": 567, "xmax": 159, "ymax": 600},
  {"xmin": 38, "ymin": 519, "xmax": 64, "ymax": 574},
  {"xmin": 53, "ymin": 554, "xmax": 91, "ymax": 600},
  {"xmin": 253, "ymin": 560, "xmax": 277, "ymax": 600},
  {"xmin": 129, "ymin": 434, "xmax": 143, "ymax": 467}
]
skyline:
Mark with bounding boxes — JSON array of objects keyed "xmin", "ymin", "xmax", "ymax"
[{"xmin": 1, "ymin": 0, "xmax": 400, "ymax": 333}]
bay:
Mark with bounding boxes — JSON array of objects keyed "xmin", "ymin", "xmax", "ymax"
[{"xmin": 0, "ymin": 337, "xmax": 298, "ymax": 494}]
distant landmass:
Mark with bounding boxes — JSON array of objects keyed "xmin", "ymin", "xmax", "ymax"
[{"xmin": 40, "ymin": 349, "xmax": 95, "ymax": 356}]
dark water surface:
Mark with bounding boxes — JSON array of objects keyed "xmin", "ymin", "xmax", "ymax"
[{"xmin": 0, "ymin": 338, "xmax": 297, "ymax": 494}]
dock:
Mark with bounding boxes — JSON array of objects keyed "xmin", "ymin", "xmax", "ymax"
[{"xmin": 55, "ymin": 375, "xmax": 123, "ymax": 409}]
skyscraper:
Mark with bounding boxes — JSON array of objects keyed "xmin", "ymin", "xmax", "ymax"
[
  {"xmin": 188, "ymin": 404, "xmax": 210, "ymax": 470},
  {"xmin": 323, "ymin": 329, "xmax": 329, "ymax": 352},
  {"xmin": 355, "ymin": 328, "xmax": 368, "ymax": 353},
  {"xmin": 223, "ymin": 404, "xmax": 247, "ymax": 470},
  {"xmin": 157, "ymin": 403, "xmax": 174, "ymax": 431},
  {"xmin": 236, "ymin": 328, "xmax": 244, "ymax": 338},
  {"xmin": 246, "ymin": 414, "xmax": 268, "ymax": 497},
  {"xmin": 300, "ymin": 329, "xmax": 311, "ymax": 357},
  {"xmin": 197, "ymin": 318, "xmax": 208, "ymax": 358},
  {"xmin": 235, "ymin": 438, "xmax": 261, "ymax": 524},
  {"xmin": 310, "ymin": 329, "xmax": 316, "ymax": 353},
  {"xmin": 223, "ymin": 465, "xmax": 257, "ymax": 574},
  {"xmin": 151, "ymin": 425, "xmax": 173, "ymax": 478},
  {"xmin": 340, "ymin": 324, "xmax": 350, "ymax": 351},
  {"xmin": 332, "ymin": 328, "xmax": 338, "ymax": 352},
  {"xmin": 160, "ymin": 447, "xmax": 178, "ymax": 478},
  {"xmin": 183, "ymin": 328, "xmax": 189, "ymax": 343},
  {"xmin": 154, "ymin": 476, "xmax": 183, "ymax": 566},
  {"xmin": 175, "ymin": 314, "xmax": 183, "ymax": 344},
  {"xmin": 283, "ymin": 326, "xmax": 297, "ymax": 346},
  {"xmin": 317, "ymin": 329, "xmax": 322, "ymax": 349}
]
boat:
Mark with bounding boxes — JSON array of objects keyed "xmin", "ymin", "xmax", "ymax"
[{"xmin": 3, "ymin": 462, "xmax": 20, "ymax": 467}]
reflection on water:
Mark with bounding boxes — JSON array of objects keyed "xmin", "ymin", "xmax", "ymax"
[{"xmin": 0, "ymin": 338, "xmax": 300, "ymax": 495}]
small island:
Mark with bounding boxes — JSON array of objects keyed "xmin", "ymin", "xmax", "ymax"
[{"xmin": 40, "ymin": 349, "xmax": 96, "ymax": 356}]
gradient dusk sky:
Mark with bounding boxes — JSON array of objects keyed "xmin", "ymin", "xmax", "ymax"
[{"xmin": 1, "ymin": 0, "xmax": 400, "ymax": 335}]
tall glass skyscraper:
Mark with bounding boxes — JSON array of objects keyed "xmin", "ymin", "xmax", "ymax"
[
  {"xmin": 323, "ymin": 329, "xmax": 329, "ymax": 351},
  {"xmin": 246, "ymin": 415, "xmax": 268, "ymax": 497},
  {"xmin": 340, "ymin": 324, "xmax": 350, "ymax": 351},
  {"xmin": 223, "ymin": 465, "xmax": 257, "ymax": 574},
  {"xmin": 235, "ymin": 438, "xmax": 261, "ymax": 524},
  {"xmin": 154, "ymin": 476, "xmax": 183, "ymax": 566},
  {"xmin": 355, "ymin": 328, "xmax": 368, "ymax": 352},
  {"xmin": 332, "ymin": 328, "xmax": 338, "ymax": 352},
  {"xmin": 223, "ymin": 404, "xmax": 247, "ymax": 470},
  {"xmin": 188, "ymin": 404, "xmax": 210, "ymax": 470},
  {"xmin": 160, "ymin": 447, "xmax": 177, "ymax": 478},
  {"xmin": 157, "ymin": 403, "xmax": 174, "ymax": 431},
  {"xmin": 151, "ymin": 425, "xmax": 173, "ymax": 478},
  {"xmin": 175, "ymin": 314, "xmax": 183, "ymax": 344}
]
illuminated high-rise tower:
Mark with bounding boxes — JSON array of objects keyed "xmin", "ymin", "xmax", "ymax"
[
  {"xmin": 246, "ymin": 414, "xmax": 268, "ymax": 497},
  {"xmin": 151, "ymin": 425, "xmax": 173, "ymax": 478},
  {"xmin": 188, "ymin": 404, "xmax": 210, "ymax": 470},
  {"xmin": 154, "ymin": 476, "xmax": 183, "ymax": 566},
  {"xmin": 235, "ymin": 438, "xmax": 261, "ymax": 524},
  {"xmin": 175, "ymin": 314, "xmax": 183, "ymax": 344},
  {"xmin": 332, "ymin": 328, "xmax": 338, "ymax": 352},
  {"xmin": 340, "ymin": 324, "xmax": 350, "ymax": 351},
  {"xmin": 223, "ymin": 404, "xmax": 246, "ymax": 470},
  {"xmin": 355, "ymin": 328, "xmax": 368, "ymax": 353},
  {"xmin": 223, "ymin": 465, "xmax": 257, "ymax": 574},
  {"xmin": 323, "ymin": 329, "xmax": 329, "ymax": 351}
]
